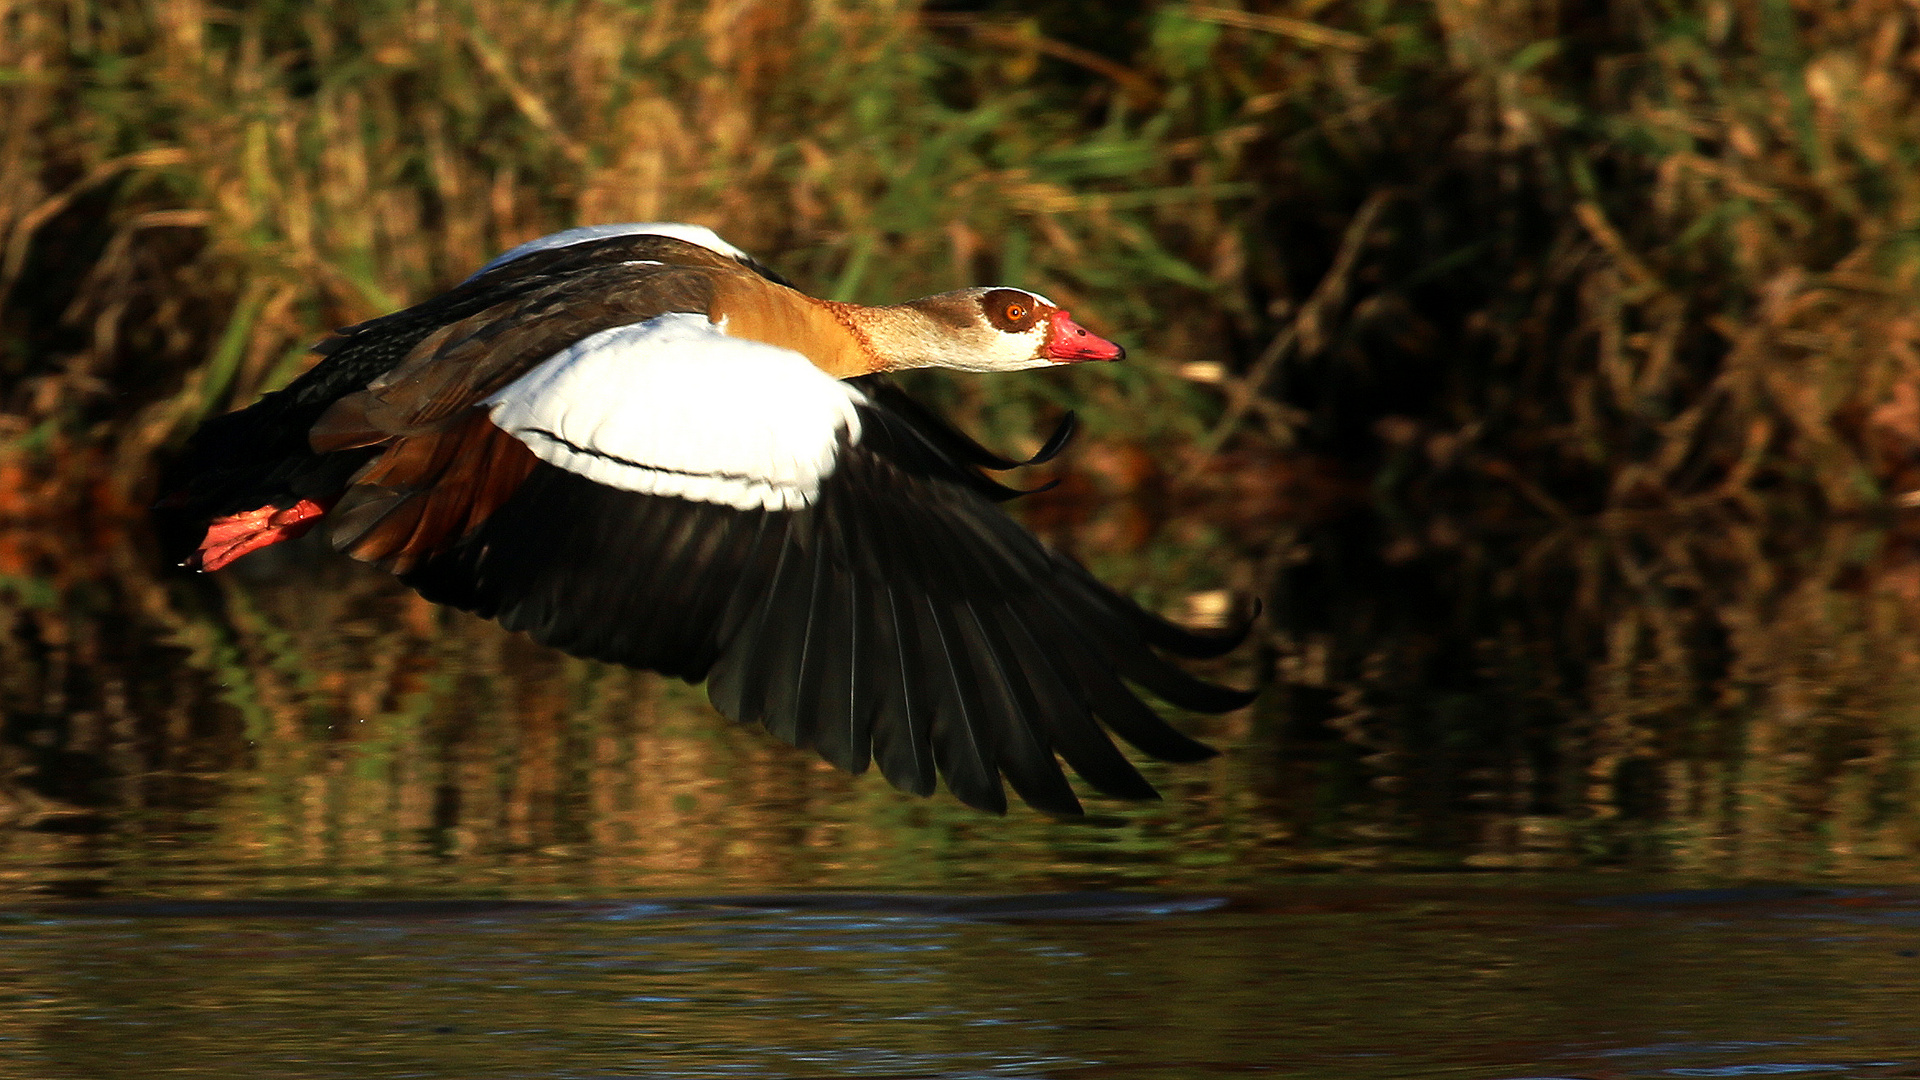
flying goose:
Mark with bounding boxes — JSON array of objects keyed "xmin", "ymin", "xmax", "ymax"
[{"xmin": 159, "ymin": 223, "xmax": 1255, "ymax": 815}]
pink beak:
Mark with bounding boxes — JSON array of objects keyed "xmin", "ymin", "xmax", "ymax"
[{"xmin": 1044, "ymin": 310, "xmax": 1125, "ymax": 362}]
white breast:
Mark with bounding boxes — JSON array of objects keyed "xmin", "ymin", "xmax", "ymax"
[{"xmin": 484, "ymin": 313, "xmax": 865, "ymax": 512}]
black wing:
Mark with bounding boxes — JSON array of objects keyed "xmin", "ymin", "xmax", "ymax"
[{"xmin": 400, "ymin": 382, "xmax": 1254, "ymax": 815}]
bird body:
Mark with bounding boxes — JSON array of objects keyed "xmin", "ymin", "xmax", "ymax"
[{"xmin": 160, "ymin": 223, "xmax": 1252, "ymax": 815}]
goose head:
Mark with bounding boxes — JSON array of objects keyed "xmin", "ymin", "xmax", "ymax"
[{"xmin": 860, "ymin": 288, "xmax": 1125, "ymax": 373}]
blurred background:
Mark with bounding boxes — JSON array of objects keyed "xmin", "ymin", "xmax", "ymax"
[{"xmin": 5, "ymin": 0, "xmax": 1920, "ymax": 896}]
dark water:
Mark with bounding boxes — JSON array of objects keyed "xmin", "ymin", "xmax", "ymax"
[
  {"xmin": 5, "ymin": 886, "xmax": 1920, "ymax": 1078},
  {"xmin": 4, "ymin": 514, "xmax": 1920, "ymax": 1076}
]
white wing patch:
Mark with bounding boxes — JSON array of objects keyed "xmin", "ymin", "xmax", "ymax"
[
  {"xmin": 472, "ymin": 223, "xmax": 753, "ymax": 279},
  {"xmin": 485, "ymin": 313, "xmax": 865, "ymax": 512}
]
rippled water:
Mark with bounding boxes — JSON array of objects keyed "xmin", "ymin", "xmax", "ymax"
[{"xmin": 3, "ymin": 886, "xmax": 1917, "ymax": 1079}]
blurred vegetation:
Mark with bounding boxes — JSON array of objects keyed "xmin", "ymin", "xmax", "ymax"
[
  {"xmin": 9, "ymin": 0, "xmax": 1920, "ymax": 519},
  {"xmin": 7, "ymin": 0, "xmax": 1920, "ymax": 882}
]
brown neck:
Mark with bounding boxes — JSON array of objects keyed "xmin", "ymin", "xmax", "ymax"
[{"xmin": 708, "ymin": 274, "xmax": 882, "ymax": 379}]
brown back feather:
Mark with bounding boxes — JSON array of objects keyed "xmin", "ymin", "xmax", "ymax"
[
  {"xmin": 308, "ymin": 246, "xmax": 838, "ymax": 573},
  {"xmin": 328, "ymin": 409, "xmax": 539, "ymax": 573},
  {"xmin": 349, "ymin": 265, "xmax": 720, "ymax": 435}
]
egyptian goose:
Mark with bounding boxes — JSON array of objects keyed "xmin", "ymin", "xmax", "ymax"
[{"xmin": 159, "ymin": 223, "xmax": 1254, "ymax": 815}]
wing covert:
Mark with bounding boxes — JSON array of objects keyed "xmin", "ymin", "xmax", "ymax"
[{"xmin": 483, "ymin": 313, "xmax": 864, "ymax": 512}]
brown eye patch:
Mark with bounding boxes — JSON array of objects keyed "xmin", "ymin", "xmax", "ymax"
[{"xmin": 981, "ymin": 289, "xmax": 1045, "ymax": 332}]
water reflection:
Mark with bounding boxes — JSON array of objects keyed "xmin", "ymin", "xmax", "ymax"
[
  {"xmin": 2, "ymin": 513, "xmax": 1920, "ymax": 896},
  {"xmin": 1259, "ymin": 514, "xmax": 1920, "ymax": 880},
  {"xmin": 3, "ymin": 885, "xmax": 1917, "ymax": 1079}
]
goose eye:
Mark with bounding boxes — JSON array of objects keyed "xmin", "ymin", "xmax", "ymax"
[{"xmin": 981, "ymin": 288, "xmax": 1042, "ymax": 331}]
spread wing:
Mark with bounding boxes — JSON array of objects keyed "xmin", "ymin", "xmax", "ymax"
[
  {"xmin": 331, "ymin": 313, "xmax": 1251, "ymax": 815},
  {"xmin": 159, "ymin": 230, "xmax": 1254, "ymax": 816}
]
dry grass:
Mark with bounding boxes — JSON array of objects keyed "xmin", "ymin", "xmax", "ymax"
[
  {"xmin": 8, "ymin": 1, "xmax": 1920, "ymax": 521},
  {"xmin": 0, "ymin": 0, "xmax": 1246, "ymax": 518}
]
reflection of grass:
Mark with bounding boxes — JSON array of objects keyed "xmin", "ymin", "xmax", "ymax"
[
  {"xmin": 1, "ymin": 515, "xmax": 1919, "ymax": 894},
  {"xmin": 1264, "ymin": 515, "xmax": 1920, "ymax": 878}
]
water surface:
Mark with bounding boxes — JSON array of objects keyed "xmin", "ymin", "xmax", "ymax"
[
  {"xmin": 5, "ymin": 885, "xmax": 1918, "ymax": 1079},
  {"xmin": 3, "ymin": 516, "xmax": 1920, "ymax": 1077}
]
